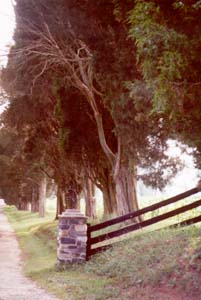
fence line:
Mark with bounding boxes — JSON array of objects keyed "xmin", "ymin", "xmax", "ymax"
[
  {"xmin": 89, "ymin": 187, "xmax": 199, "ymax": 233},
  {"xmin": 87, "ymin": 185, "xmax": 201, "ymax": 259}
]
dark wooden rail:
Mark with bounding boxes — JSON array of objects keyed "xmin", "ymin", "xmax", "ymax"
[
  {"xmin": 89, "ymin": 214, "xmax": 201, "ymax": 257},
  {"xmin": 86, "ymin": 185, "xmax": 201, "ymax": 258},
  {"xmin": 90, "ymin": 198, "xmax": 201, "ymax": 245},
  {"xmin": 89, "ymin": 187, "xmax": 200, "ymax": 233}
]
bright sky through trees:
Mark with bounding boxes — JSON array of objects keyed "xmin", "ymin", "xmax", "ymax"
[
  {"xmin": 0, "ymin": 1, "xmax": 15, "ymax": 112},
  {"xmin": 0, "ymin": 0, "xmax": 15, "ymax": 66}
]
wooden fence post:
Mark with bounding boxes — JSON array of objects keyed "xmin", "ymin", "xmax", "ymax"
[{"xmin": 86, "ymin": 223, "xmax": 91, "ymax": 260}]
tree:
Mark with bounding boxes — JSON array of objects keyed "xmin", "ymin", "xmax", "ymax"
[
  {"xmin": 126, "ymin": 0, "xmax": 201, "ymax": 168},
  {"xmin": 0, "ymin": 126, "xmax": 33, "ymax": 209},
  {"xmin": 1, "ymin": 0, "xmax": 182, "ymax": 218}
]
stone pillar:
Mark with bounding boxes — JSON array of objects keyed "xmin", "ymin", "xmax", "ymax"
[{"xmin": 57, "ymin": 209, "xmax": 87, "ymax": 263}]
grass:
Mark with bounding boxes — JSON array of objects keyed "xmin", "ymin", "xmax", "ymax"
[
  {"xmin": 4, "ymin": 206, "xmax": 57, "ymax": 274},
  {"xmin": 4, "ymin": 205, "xmax": 201, "ymax": 300}
]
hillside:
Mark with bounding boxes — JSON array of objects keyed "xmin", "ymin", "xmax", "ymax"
[{"xmin": 4, "ymin": 206, "xmax": 201, "ymax": 300}]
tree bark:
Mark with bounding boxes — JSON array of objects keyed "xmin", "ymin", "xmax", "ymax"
[
  {"xmin": 101, "ymin": 173, "xmax": 117, "ymax": 216},
  {"xmin": 31, "ymin": 187, "xmax": 39, "ymax": 212},
  {"xmin": 31, "ymin": 188, "xmax": 35, "ymax": 212},
  {"xmin": 83, "ymin": 178, "xmax": 97, "ymax": 219},
  {"xmin": 22, "ymin": 201, "xmax": 30, "ymax": 211},
  {"xmin": 38, "ymin": 175, "xmax": 47, "ymax": 217},
  {"xmin": 81, "ymin": 86, "xmax": 140, "ymax": 219},
  {"xmin": 114, "ymin": 162, "xmax": 142, "ymax": 221},
  {"xmin": 55, "ymin": 185, "xmax": 65, "ymax": 219},
  {"xmin": 64, "ymin": 182, "xmax": 79, "ymax": 209}
]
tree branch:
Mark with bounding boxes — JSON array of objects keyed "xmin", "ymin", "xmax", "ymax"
[{"xmin": 40, "ymin": 166, "xmax": 54, "ymax": 179}]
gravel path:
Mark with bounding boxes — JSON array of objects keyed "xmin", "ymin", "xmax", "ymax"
[{"xmin": 0, "ymin": 202, "xmax": 60, "ymax": 300}]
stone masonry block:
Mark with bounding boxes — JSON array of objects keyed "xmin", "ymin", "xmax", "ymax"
[
  {"xmin": 59, "ymin": 224, "xmax": 70, "ymax": 230},
  {"xmin": 58, "ymin": 209, "xmax": 88, "ymax": 264},
  {"xmin": 60, "ymin": 237, "xmax": 76, "ymax": 245},
  {"xmin": 59, "ymin": 244, "xmax": 72, "ymax": 251},
  {"xmin": 69, "ymin": 219, "xmax": 80, "ymax": 225},
  {"xmin": 59, "ymin": 219, "xmax": 69, "ymax": 225},
  {"xmin": 78, "ymin": 219, "xmax": 85, "ymax": 225},
  {"xmin": 58, "ymin": 253, "xmax": 73, "ymax": 262},
  {"xmin": 77, "ymin": 236, "xmax": 87, "ymax": 243},
  {"xmin": 69, "ymin": 231, "xmax": 77, "ymax": 238},
  {"xmin": 75, "ymin": 224, "xmax": 87, "ymax": 232},
  {"xmin": 59, "ymin": 229, "xmax": 70, "ymax": 237}
]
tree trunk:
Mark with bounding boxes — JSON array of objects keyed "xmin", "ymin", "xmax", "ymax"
[
  {"xmin": 83, "ymin": 178, "xmax": 97, "ymax": 219},
  {"xmin": 23, "ymin": 201, "xmax": 30, "ymax": 211},
  {"xmin": 31, "ymin": 201, "xmax": 39, "ymax": 213},
  {"xmin": 31, "ymin": 187, "xmax": 38, "ymax": 212},
  {"xmin": 89, "ymin": 110, "xmax": 140, "ymax": 219},
  {"xmin": 71, "ymin": 66, "xmax": 141, "ymax": 219},
  {"xmin": 17, "ymin": 196, "xmax": 23, "ymax": 210},
  {"xmin": 64, "ymin": 182, "xmax": 79, "ymax": 209},
  {"xmin": 55, "ymin": 185, "xmax": 65, "ymax": 219},
  {"xmin": 102, "ymin": 173, "xmax": 117, "ymax": 217},
  {"xmin": 38, "ymin": 175, "xmax": 47, "ymax": 217},
  {"xmin": 31, "ymin": 189, "xmax": 35, "ymax": 212},
  {"xmin": 114, "ymin": 163, "xmax": 142, "ymax": 221},
  {"xmin": 18, "ymin": 183, "xmax": 25, "ymax": 210}
]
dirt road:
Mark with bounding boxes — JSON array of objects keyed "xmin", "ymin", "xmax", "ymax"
[{"xmin": 0, "ymin": 202, "xmax": 59, "ymax": 300}]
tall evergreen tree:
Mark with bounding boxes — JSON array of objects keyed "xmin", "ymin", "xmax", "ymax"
[{"xmin": 1, "ymin": 0, "xmax": 183, "ymax": 217}]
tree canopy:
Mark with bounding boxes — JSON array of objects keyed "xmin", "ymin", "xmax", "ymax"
[
  {"xmin": 1, "ymin": 0, "xmax": 199, "ymax": 217},
  {"xmin": 126, "ymin": 0, "xmax": 201, "ymax": 165}
]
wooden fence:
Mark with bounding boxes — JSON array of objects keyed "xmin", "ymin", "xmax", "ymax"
[{"xmin": 86, "ymin": 185, "xmax": 201, "ymax": 259}]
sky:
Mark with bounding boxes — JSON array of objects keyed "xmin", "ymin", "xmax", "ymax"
[
  {"xmin": 0, "ymin": 0, "xmax": 15, "ymax": 67},
  {"xmin": 0, "ymin": 0, "xmax": 15, "ymax": 112}
]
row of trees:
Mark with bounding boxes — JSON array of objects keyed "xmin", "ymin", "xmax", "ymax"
[{"xmin": 0, "ymin": 0, "xmax": 200, "ymax": 219}]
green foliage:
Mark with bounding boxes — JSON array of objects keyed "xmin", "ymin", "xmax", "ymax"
[
  {"xmin": 128, "ymin": 1, "xmax": 190, "ymax": 111},
  {"xmin": 123, "ymin": 0, "xmax": 201, "ymax": 170},
  {"xmin": 2, "ymin": 0, "xmax": 196, "ymax": 212}
]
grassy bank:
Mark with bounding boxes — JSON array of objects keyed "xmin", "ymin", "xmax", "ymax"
[{"xmin": 4, "ymin": 205, "xmax": 201, "ymax": 300}]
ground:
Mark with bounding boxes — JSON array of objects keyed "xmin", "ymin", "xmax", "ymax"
[
  {"xmin": 117, "ymin": 285, "xmax": 199, "ymax": 300},
  {"xmin": 1, "ymin": 202, "xmax": 201, "ymax": 300},
  {"xmin": 0, "ymin": 202, "xmax": 59, "ymax": 300}
]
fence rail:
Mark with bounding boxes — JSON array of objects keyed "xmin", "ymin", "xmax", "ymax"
[{"xmin": 86, "ymin": 185, "xmax": 201, "ymax": 259}]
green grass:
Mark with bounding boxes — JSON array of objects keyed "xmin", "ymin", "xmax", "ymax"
[
  {"xmin": 4, "ymin": 206, "xmax": 57, "ymax": 274},
  {"xmin": 4, "ymin": 205, "xmax": 201, "ymax": 300}
]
